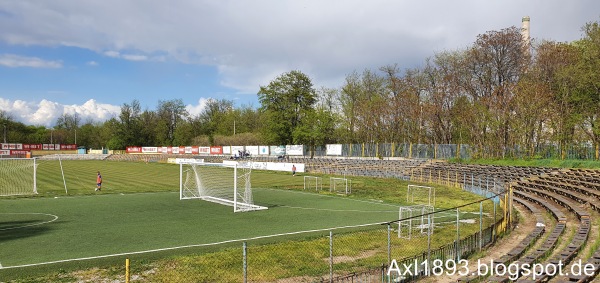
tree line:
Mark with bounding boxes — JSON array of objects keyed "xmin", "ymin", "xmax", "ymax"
[{"xmin": 1, "ymin": 19, "xmax": 599, "ymax": 158}]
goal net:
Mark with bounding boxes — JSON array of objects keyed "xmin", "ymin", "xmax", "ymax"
[
  {"xmin": 398, "ymin": 205, "xmax": 434, "ymax": 239},
  {"xmin": 303, "ymin": 176, "xmax": 322, "ymax": 191},
  {"xmin": 407, "ymin": 185, "xmax": 435, "ymax": 207},
  {"xmin": 180, "ymin": 161, "xmax": 267, "ymax": 212},
  {"xmin": 330, "ymin": 177, "xmax": 351, "ymax": 194},
  {"xmin": 0, "ymin": 158, "xmax": 37, "ymax": 196}
]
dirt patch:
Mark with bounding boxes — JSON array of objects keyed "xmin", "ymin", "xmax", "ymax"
[{"xmin": 325, "ymin": 249, "xmax": 380, "ymax": 264}]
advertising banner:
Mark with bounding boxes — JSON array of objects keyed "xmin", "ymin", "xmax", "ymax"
[
  {"xmin": 223, "ymin": 160, "xmax": 305, "ymax": 173},
  {"xmin": 60, "ymin": 144, "xmax": 77, "ymax": 150},
  {"xmin": 246, "ymin": 146, "xmax": 259, "ymax": 156},
  {"xmin": 141, "ymin": 147, "xmax": 158, "ymax": 153},
  {"xmin": 23, "ymin": 144, "xmax": 43, "ymax": 150},
  {"xmin": 270, "ymin": 146, "xmax": 286, "ymax": 156},
  {"xmin": 191, "ymin": 146, "xmax": 199, "ymax": 154},
  {"xmin": 198, "ymin": 147, "xmax": 210, "ymax": 155},
  {"xmin": 326, "ymin": 144, "xmax": 343, "ymax": 156},
  {"xmin": 259, "ymin": 146, "xmax": 269, "ymax": 155},
  {"xmin": 2, "ymin": 143, "xmax": 23, "ymax": 150},
  {"xmin": 210, "ymin": 146, "xmax": 223, "ymax": 155},
  {"xmin": 171, "ymin": 147, "xmax": 180, "ymax": 154},
  {"xmin": 223, "ymin": 146, "xmax": 231, "ymax": 155},
  {"xmin": 285, "ymin": 145, "xmax": 304, "ymax": 156},
  {"xmin": 0, "ymin": 150, "xmax": 9, "ymax": 155}
]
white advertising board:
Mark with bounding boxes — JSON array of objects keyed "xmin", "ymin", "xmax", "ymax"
[
  {"xmin": 326, "ymin": 144, "xmax": 343, "ymax": 156},
  {"xmin": 285, "ymin": 145, "xmax": 304, "ymax": 156},
  {"xmin": 259, "ymin": 146, "xmax": 270, "ymax": 155},
  {"xmin": 223, "ymin": 160, "xmax": 305, "ymax": 173}
]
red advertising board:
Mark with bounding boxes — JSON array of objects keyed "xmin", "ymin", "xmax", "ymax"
[
  {"xmin": 126, "ymin": 146, "xmax": 142, "ymax": 153},
  {"xmin": 60, "ymin": 144, "xmax": 77, "ymax": 150},
  {"xmin": 191, "ymin": 146, "xmax": 199, "ymax": 154},
  {"xmin": 23, "ymin": 144, "xmax": 43, "ymax": 150},
  {"xmin": 210, "ymin": 146, "xmax": 223, "ymax": 155},
  {"xmin": 10, "ymin": 150, "xmax": 29, "ymax": 155}
]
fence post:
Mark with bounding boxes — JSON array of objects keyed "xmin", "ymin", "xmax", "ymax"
[
  {"xmin": 456, "ymin": 208, "xmax": 460, "ymax": 261},
  {"xmin": 243, "ymin": 241, "xmax": 247, "ymax": 283},
  {"xmin": 387, "ymin": 224, "xmax": 391, "ymax": 265},
  {"xmin": 493, "ymin": 200, "xmax": 497, "ymax": 242},
  {"xmin": 427, "ymin": 213, "xmax": 432, "ymax": 275},
  {"xmin": 329, "ymin": 230, "xmax": 333, "ymax": 283},
  {"xmin": 479, "ymin": 201, "xmax": 483, "ymax": 251}
]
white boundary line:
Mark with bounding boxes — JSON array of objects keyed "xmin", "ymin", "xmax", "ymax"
[
  {"xmin": 0, "ymin": 213, "xmax": 58, "ymax": 231},
  {"xmin": 0, "ymin": 221, "xmax": 386, "ymax": 269},
  {"xmin": 280, "ymin": 205, "xmax": 398, "ymax": 213},
  {"xmin": 257, "ymin": 188, "xmax": 400, "ymax": 208}
]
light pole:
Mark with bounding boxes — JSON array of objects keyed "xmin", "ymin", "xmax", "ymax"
[
  {"xmin": 50, "ymin": 128, "xmax": 54, "ymax": 144},
  {"xmin": 3, "ymin": 124, "xmax": 6, "ymax": 143}
]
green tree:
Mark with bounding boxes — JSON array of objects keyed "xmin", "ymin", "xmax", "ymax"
[{"xmin": 258, "ymin": 70, "xmax": 317, "ymax": 145}]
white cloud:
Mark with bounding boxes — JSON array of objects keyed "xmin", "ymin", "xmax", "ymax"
[
  {"xmin": 121, "ymin": 54, "xmax": 147, "ymax": 61},
  {"xmin": 103, "ymin": 50, "xmax": 120, "ymax": 58},
  {"xmin": 87, "ymin": 60, "xmax": 98, "ymax": 66},
  {"xmin": 0, "ymin": 1, "xmax": 598, "ymax": 93},
  {"xmin": 0, "ymin": 54, "xmax": 62, "ymax": 68},
  {"xmin": 0, "ymin": 98, "xmax": 119, "ymax": 127},
  {"xmin": 185, "ymin": 98, "xmax": 211, "ymax": 117}
]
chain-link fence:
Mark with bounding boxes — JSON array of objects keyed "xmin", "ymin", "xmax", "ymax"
[
  {"xmin": 305, "ymin": 143, "xmax": 599, "ymax": 160},
  {"xmin": 123, "ymin": 195, "xmax": 508, "ymax": 282},
  {"xmin": 114, "ymin": 166, "xmax": 513, "ymax": 282}
]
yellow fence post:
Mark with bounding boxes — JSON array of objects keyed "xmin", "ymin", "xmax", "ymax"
[{"xmin": 126, "ymin": 258, "xmax": 130, "ymax": 283}]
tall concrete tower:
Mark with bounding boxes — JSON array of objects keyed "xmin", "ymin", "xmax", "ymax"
[{"xmin": 521, "ymin": 16, "xmax": 531, "ymax": 48}]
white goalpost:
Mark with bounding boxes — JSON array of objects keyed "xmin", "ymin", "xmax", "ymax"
[
  {"xmin": 330, "ymin": 177, "xmax": 351, "ymax": 194},
  {"xmin": 179, "ymin": 161, "xmax": 268, "ymax": 212},
  {"xmin": 303, "ymin": 176, "xmax": 322, "ymax": 191},
  {"xmin": 0, "ymin": 158, "xmax": 38, "ymax": 196},
  {"xmin": 407, "ymin": 184, "xmax": 435, "ymax": 207},
  {"xmin": 398, "ymin": 205, "xmax": 434, "ymax": 239}
]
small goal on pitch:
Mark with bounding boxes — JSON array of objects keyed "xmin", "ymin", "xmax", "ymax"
[
  {"xmin": 303, "ymin": 176, "xmax": 322, "ymax": 191},
  {"xmin": 179, "ymin": 161, "xmax": 267, "ymax": 212},
  {"xmin": 407, "ymin": 184, "xmax": 435, "ymax": 207},
  {"xmin": 398, "ymin": 205, "xmax": 434, "ymax": 239},
  {"xmin": 330, "ymin": 177, "xmax": 351, "ymax": 195},
  {"xmin": 0, "ymin": 158, "xmax": 37, "ymax": 196}
]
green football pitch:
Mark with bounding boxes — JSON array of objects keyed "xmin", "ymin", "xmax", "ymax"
[{"xmin": 0, "ymin": 160, "xmax": 403, "ymax": 268}]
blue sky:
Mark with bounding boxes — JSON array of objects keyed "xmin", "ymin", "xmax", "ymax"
[{"xmin": 0, "ymin": 0, "xmax": 599, "ymax": 126}]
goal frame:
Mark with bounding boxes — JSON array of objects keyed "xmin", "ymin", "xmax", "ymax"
[
  {"xmin": 303, "ymin": 176, "xmax": 323, "ymax": 191},
  {"xmin": 407, "ymin": 184, "xmax": 435, "ymax": 207},
  {"xmin": 0, "ymin": 158, "xmax": 37, "ymax": 196},
  {"xmin": 329, "ymin": 177, "xmax": 351, "ymax": 194},
  {"xmin": 179, "ymin": 161, "xmax": 268, "ymax": 212}
]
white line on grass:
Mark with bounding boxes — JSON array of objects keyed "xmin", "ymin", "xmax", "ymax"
[
  {"xmin": 279, "ymin": 205, "xmax": 398, "ymax": 213},
  {"xmin": 0, "ymin": 213, "xmax": 59, "ymax": 231},
  {"xmin": 0, "ymin": 221, "xmax": 387, "ymax": 270},
  {"xmin": 258, "ymin": 188, "xmax": 402, "ymax": 208}
]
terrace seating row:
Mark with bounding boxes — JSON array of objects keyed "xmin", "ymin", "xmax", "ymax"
[{"xmin": 491, "ymin": 197, "xmax": 546, "ymax": 267}]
